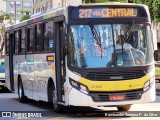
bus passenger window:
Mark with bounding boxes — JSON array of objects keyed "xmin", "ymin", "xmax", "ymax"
[
  {"xmin": 21, "ymin": 29, "xmax": 25, "ymax": 54},
  {"xmin": 27, "ymin": 27, "xmax": 34, "ymax": 52},
  {"xmin": 6, "ymin": 33, "xmax": 9, "ymax": 55},
  {"xmin": 44, "ymin": 21, "xmax": 55, "ymax": 52},
  {"xmin": 14, "ymin": 31, "xmax": 20, "ymax": 54},
  {"xmin": 35, "ymin": 24, "xmax": 42, "ymax": 52}
]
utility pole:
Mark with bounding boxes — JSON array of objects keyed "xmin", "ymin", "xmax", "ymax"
[
  {"xmin": 2, "ymin": 0, "xmax": 16, "ymax": 24},
  {"xmin": 22, "ymin": 0, "xmax": 23, "ymax": 16},
  {"xmin": 14, "ymin": 1, "xmax": 16, "ymax": 24}
]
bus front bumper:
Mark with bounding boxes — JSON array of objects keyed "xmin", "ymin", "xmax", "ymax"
[{"xmin": 68, "ymin": 82, "xmax": 155, "ymax": 107}]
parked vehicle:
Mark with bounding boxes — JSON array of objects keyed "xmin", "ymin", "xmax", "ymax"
[{"xmin": 0, "ymin": 59, "xmax": 5, "ymax": 89}]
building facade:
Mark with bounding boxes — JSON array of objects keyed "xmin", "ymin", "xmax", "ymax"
[
  {"xmin": 5, "ymin": 0, "xmax": 33, "ymax": 23},
  {"xmin": 0, "ymin": 0, "xmax": 6, "ymax": 12},
  {"xmin": 33, "ymin": 0, "xmax": 82, "ymax": 14}
]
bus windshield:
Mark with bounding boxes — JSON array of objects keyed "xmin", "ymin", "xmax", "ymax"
[{"xmin": 68, "ymin": 24, "xmax": 153, "ymax": 68}]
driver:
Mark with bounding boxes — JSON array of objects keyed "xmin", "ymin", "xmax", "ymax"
[{"xmin": 115, "ymin": 35, "xmax": 133, "ymax": 49}]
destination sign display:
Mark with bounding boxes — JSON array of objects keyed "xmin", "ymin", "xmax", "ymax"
[
  {"xmin": 79, "ymin": 8, "xmax": 137, "ymax": 18},
  {"xmin": 70, "ymin": 7, "xmax": 139, "ymax": 19}
]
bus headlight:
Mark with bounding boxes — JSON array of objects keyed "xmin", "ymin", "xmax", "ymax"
[
  {"xmin": 69, "ymin": 78, "xmax": 89, "ymax": 94},
  {"xmin": 70, "ymin": 79, "xmax": 79, "ymax": 88},
  {"xmin": 80, "ymin": 84, "xmax": 88, "ymax": 94},
  {"xmin": 143, "ymin": 77, "xmax": 154, "ymax": 92},
  {"xmin": 143, "ymin": 80, "xmax": 150, "ymax": 91}
]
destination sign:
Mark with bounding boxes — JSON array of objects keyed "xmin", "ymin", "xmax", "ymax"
[{"xmin": 78, "ymin": 8, "xmax": 137, "ymax": 18}]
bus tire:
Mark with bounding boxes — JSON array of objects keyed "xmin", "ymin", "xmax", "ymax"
[
  {"xmin": 117, "ymin": 104, "xmax": 131, "ymax": 111},
  {"xmin": 18, "ymin": 79, "xmax": 28, "ymax": 103},
  {"xmin": 1, "ymin": 86, "xmax": 10, "ymax": 93}
]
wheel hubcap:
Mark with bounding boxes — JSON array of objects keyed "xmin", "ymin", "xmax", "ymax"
[{"xmin": 19, "ymin": 84, "xmax": 22, "ymax": 98}]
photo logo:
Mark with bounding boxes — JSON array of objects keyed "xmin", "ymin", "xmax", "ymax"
[{"xmin": 2, "ymin": 112, "xmax": 12, "ymax": 117}]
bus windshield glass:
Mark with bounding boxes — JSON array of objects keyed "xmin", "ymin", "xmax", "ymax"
[{"xmin": 68, "ymin": 24, "xmax": 153, "ymax": 68}]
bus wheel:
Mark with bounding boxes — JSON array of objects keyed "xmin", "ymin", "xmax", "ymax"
[
  {"xmin": 1, "ymin": 86, "xmax": 9, "ymax": 93},
  {"xmin": 117, "ymin": 104, "xmax": 131, "ymax": 111},
  {"xmin": 18, "ymin": 80, "xmax": 27, "ymax": 103}
]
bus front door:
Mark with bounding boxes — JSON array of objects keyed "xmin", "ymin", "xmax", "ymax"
[
  {"xmin": 55, "ymin": 21, "xmax": 66, "ymax": 103},
  {"xmin": 9, "ymin": 33, "xmax": 14, "ymax": 91}
]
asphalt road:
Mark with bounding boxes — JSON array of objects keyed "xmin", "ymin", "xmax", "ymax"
[{"xmin": 0, "ymin": 89, "xmax": 160, "ymax": 120}]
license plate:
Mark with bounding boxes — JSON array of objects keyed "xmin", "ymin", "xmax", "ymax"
[{"xmin": 109, "ymin": 95, "xmax": 125, "ymax": 101}]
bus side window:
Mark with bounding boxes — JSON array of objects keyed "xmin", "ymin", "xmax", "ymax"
[
  {"xmin": 44, "ymin": 21, "xmax": 55, "ymax": 52},
  {"xmin": 20, "ymin": 28, "xmax": 25, "ymax": 54},
  {"xmin": 6, "ymin": 33, "xmax": 9, "ymax": 55},
  {"xmin": 14, "ymin": 30, "xmax": 20, "ymax": 54},
  {"xmin": 27, "ymin": 27, "xmax": 34, "ymax": 52},
  {"xmin": 35, "ymin": 23, "xmax": 43, "ymax": 52}
]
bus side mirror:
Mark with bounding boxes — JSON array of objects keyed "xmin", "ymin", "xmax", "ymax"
[{"xmin": 154, "ymin": 50, "xmax": 160, "ymax": 61}]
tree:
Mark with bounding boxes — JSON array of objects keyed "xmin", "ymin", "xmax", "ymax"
[
  {"xmin": 82, "ymin": 0, "xmax": 126, "ymax": 3},
  {"xmin": 123, "ymin": 0, "xmax": 160, "ymax": 22},
  {"xmin": 0, "ymin": 11, "xmax": 10, "ymax": 58},
  {"xmin": 19, "ymin": 10, "xmax": 31, "ymax": 22},
  {"xmin": 0, "ymin": 11, "xmax": 13, "ymax": 38},
  {"xmin": 0, "ymin": 11, "xmax": 10, "ymax": 23},
  {"xmin": 82, "ymin": 0, "xmax": 160, "ymax": 22}
]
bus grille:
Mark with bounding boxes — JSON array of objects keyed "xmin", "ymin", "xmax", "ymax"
[
  {"xmin": 86, "ymin": 70, "xmax": 145, "ymax": 80},
  {"xmin": 90, "ymin": 89, "xmax": 142, "ymax": 102}
]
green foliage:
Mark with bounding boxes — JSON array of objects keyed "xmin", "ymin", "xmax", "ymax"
[
  {"xmin": 0, "ymin": 11, "xmax": 12, "ymax": 40},
  {"xmin": 19, "ymin": 10, "xmax": 31, "ymax": 15},
  {"xmin": 0, "ymin": 11, "xmax": 10, "ymax": 23},
  {"xmin": 82, "ymin": 0, "xmax": 126, "ymax": 3},
  {"xmin": 19, "ymin": 10, "xmax": 31, "ymax": 22},
  {"xmin": 127, "ymin": 0, "xmax": 160, "ymax": 22},
  {"xmin": 20, "ymin": 15, "xmax": 30, "ymax": 22},
  {"xmin": 82, "ymin": 0, "xmax": 160, "ymax": 22}
]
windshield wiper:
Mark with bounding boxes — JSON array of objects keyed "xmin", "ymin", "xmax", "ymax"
[
  {"xmin": 89, "ymin": 22, "xmax": 102, "ymax": 58},
  {"xmin": 89, "ymin": 22, "xmax": 101, "ymax": 47},
  {"xmin": 125, "ymin": 20, "xmax": 134, "ymax": 42}
]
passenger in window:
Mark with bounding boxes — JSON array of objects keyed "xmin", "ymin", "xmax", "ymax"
[{"xmin": 115, "ymin": 35, "xmax": 133, "ymax": 49}]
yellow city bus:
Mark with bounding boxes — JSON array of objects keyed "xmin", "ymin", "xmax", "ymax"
[{"xmin": 5, "ymin": 3, "xmax": 155, "ymax": 112}]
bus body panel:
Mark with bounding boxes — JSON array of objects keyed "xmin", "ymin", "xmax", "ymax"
[
  {"xmin": 0, "ymin": 59, "xmax": 5, "ymax": 88},
  {"xmin": 66, "ymin": 66, "xmax": 155, "ymax": 106},
  {"xmin": 68, "ymin": 81, "xmax": 155, "ymax": 107},
  {"xmin": 5, "ymin": 56, "xmax": 10, "ymax": 90},
  {"xmin": 13, "ymin": 53, "xmax": 56, "ymax": 102}
]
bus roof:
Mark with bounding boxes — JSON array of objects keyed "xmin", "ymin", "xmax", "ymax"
[
  {"xmin": 6, "ymin": 7, "xmax": 65, "ymax": 31},
  {"xmin": 82, "ymin": 2, "xmax": 143, "ymax": 6},
  {"xmin": 6, "ymin": 3, "xmax": 150, "ymax": 31}
]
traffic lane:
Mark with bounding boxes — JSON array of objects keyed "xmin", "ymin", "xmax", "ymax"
[
  {"xmin": 0, "ymin": 91, "xmax": 160, "ymax": 112},
  {"xmin": 0, "ymin": 90, "xmax": 124, "ymax": 118},
  {"xmin": 0, "ymin": 91, "xmax": 116, "ymax": 119},
  {"xmin": 0, "ymin": 91, "xmax": 160, "ymax": 119},
  {"xmin": 0, "ymin": 92, "xmax": 53, "ymax": 111},
  {"xmin": 0, "ymin": 90, "xmax": 106, "ymax": 112},
  {"xmin": 0, "ymin": 91, "xmax": 113, "ymax": 112},
  {"xmin": 0, "ymin": 88, "xmax": 115, "ymax": 113}
]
